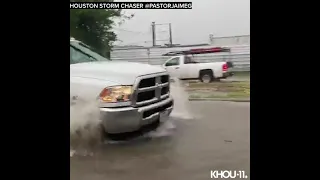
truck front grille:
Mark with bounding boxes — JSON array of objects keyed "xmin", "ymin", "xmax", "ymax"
[
  {"xmin": 137, "ymin": 91, "xmax": 155, "ymax": 102},
  {"xmin": 132, "ymin": 73, "xmax": 170, "ymax": 107},
  {"xmin": 161, "ymin": 86, "xmax": 169, "ymax": 95},
  {"xmin": 138, "ymin": 77, "xmax": 156, "ymax": 88}
]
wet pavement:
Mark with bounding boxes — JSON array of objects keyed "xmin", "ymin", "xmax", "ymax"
[
  {"xmin": 223, "ymin": 76, "xmax": 250, "ymax": 82},
  {"xmin": 70, "ymin": 101, "xmax": 250, "ymax": 180}
]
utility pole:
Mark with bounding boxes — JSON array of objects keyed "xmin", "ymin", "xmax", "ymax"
[
  {"xmin": 169, "ymin": 23, "xmax": 173, "ymax": 46},
  {"xmin": 151, "ymin": 22, "xmax": 156, "ymax": 47},
  {"xmin": 209, "ymin": 34, "xmax": 214, "ymax": 45}
]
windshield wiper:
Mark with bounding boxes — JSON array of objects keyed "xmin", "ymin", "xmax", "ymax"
[{"xmin": 79, "ymin": 42, "xmax": 92, "ymax": 49}]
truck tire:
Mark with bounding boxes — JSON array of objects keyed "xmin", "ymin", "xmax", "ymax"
[{"xmin": 199, "ymin": 70, "xmax": 214, "ymax": 83}]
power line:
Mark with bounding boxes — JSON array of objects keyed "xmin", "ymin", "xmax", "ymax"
[
  {"xmin": 118, "ymin": 39, "xmax": 169, "ymax": 46},
  {"xmin": 157, "ymin": 30, "xmax": 168, "ymax": 33},
  {"xmin": 113, "ymin": 27, "xmax": 150, "ymax": 35}
]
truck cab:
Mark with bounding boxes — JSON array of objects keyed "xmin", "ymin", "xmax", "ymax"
[
  {"xmin": 162, "ymin": 47, "xmax": 234, "ymax": 83},
  {"xmin": 162, "ymin": 55, "xmax": 197, "ymax": 79}
]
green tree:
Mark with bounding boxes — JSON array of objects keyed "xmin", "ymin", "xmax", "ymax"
[{"xmin": 70, "ymin": 0, "xmax": 133, "ymax": 58}]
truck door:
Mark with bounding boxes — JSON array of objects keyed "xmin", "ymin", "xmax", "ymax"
[
  {"xmin": 163, "ymin": 57, "xmax": 181, "ymax": 78},
  {"xmin": 180, "ymin": 55, "xmax": 197, "ymax": 78}
]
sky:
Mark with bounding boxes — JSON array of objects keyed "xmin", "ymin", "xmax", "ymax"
[{"xmin": 113, "ymin": 0, "xmax": 250, "ymax": 46}]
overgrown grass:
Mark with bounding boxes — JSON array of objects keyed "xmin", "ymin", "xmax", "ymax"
[
  {"xmin": 187, "ymin": 81, "xmax": 250, "ymax": 99},
  {"xmin": 188, "ymin": 81, "xmax": 250, "ymax": 90},
  {"xmin": 189, "ymin": 92, "xmax": 250, "ymax": 99}
]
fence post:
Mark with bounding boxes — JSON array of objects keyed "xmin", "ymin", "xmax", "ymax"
[{"xmin": 147, "ymin": 48, "xmax": 150, "ymax": 64}]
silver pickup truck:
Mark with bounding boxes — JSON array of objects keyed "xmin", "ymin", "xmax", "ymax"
[{"xmin": 70, "ymin": 38, "xmax": 174, "ymax": 134}]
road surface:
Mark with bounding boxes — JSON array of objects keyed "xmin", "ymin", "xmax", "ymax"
[{"xmin": 70, "ymin": 101, "xmax": 250, "ymax": 180}]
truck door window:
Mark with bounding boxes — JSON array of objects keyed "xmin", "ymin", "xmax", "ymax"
[
  {"xmin": 165, "ymin": 57, "xmax": 180, "ymax": 66},
  {"xmin": 184, "ymin": 56, "xmax": 192, "ymax": 64},
  {"xmin": 184, "ymin": 56, "xmax": 197, "ymax": 64},
  {"xmin": 70, "ymin": 45, "xmax": 95, "ymax": 64}
]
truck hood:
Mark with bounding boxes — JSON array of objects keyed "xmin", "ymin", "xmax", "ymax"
[{"xmin": 70, "ymin": 61, "xmax": 166, "ymax": 85}]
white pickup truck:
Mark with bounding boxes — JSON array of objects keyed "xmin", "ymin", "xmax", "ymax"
[
  {"xmin": 162, "ymin": 55, "xmax": 234, "ymax": 83},
  {"xmin": 70, "ymin": 38, "xmax": 174, "ymax": 135}
]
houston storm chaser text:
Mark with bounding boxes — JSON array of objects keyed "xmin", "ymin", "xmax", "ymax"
[{"xmin": 70, "ymin": 2, "xmax": 193, "ymax": 9}]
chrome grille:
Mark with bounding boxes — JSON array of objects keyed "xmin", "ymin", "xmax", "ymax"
[{"xmin": 131, "ymin": 72, "xmax": 170, "ymax": 107}]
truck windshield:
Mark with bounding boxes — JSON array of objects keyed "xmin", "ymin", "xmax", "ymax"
[{"xmin": 70, "ymin": 41, "xmax": 110, "ymax": 64}]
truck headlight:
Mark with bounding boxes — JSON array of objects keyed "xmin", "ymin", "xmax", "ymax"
[{"xmin": 99, "ymin": 86, "xmax": 132, "ymax": 103}]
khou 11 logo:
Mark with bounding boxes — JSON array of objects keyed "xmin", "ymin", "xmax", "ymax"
[{"xmin": 210, "ymin": 170, "xmax": 248, "ymax": 179}]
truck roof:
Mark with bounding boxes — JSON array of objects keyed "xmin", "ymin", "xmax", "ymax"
[
  {"xmin": 70, "ymin": 38, "xmax": 92, "ymax": 49},
  {"xmin": 70, "ymin": 38, "xmax": 110, "ymax": 61}
]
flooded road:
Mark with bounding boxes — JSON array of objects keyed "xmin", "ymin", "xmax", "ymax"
[{"xmin": 70, "ymin": 101, "xmax": 250, "ymax": 180}]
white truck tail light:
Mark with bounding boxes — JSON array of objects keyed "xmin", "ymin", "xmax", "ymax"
[{"xmin": 222, "ymin": 63, "xmax": 228, "ymax": 71}]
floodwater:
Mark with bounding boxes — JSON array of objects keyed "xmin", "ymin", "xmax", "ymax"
[{"xmin": 70, "ymin": 80, "xmax": 250, "ymax": 180}]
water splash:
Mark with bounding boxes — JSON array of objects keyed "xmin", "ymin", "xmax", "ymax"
[
  {"xmin": 169, "ymin": 78, "xmax": 193, "ymax": 120},
  {"xmin": 146, "ymin": 119, "xmax": 176, "ymax": 137},
  {"xmin": 70, "ymin": 100, "xmax": 102, "ymax": 156}
]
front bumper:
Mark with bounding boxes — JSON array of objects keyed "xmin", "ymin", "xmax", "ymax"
[{"xmin": 100, "ymin": 96, "xmax": 174, "ymax": 134}]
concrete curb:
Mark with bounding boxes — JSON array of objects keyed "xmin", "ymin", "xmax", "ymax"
[{"xmin": 188, "ymin": 98, "xmax": 250, "ymax": 102}]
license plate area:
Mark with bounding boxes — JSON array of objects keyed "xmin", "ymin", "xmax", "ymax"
[{"xmin": 142, "ymin": 100, "xmax": 173, "ymax": 118}]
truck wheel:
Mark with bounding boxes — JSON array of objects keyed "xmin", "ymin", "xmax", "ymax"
[{"xmin": 200, "ymin": 70, "xmax": 214, "ymax": 83}]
